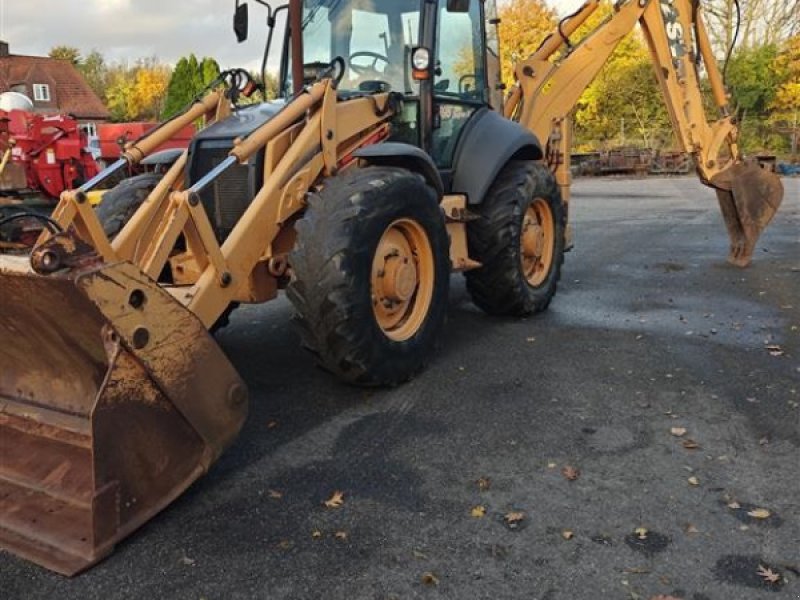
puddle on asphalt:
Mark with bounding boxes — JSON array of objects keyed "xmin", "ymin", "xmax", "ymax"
[
  {"xmin": 624, "ymin": 530, "xmax": 671, "ymax": 556},
  {"xmin": 713, "ymin": 555, "xmax": 786, "ymax": 591}
]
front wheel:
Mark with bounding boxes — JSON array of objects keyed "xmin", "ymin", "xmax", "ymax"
[
  {"xmin": 95, "ymin": 173, "xmax": 162, "ymax": 239},
  {"xmin": 288, "ymin": 167, "xmax": 450, "ymax": 386},
  {"xmin": 465, "ymin": 161, "xmax": 565, "ymax": 316}
]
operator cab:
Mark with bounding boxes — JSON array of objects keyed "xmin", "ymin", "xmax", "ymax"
[{"xmin": 277, "ymin": 0, "xmax": 502, "ymax": 172}]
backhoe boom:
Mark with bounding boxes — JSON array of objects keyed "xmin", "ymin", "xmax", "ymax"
[{"xmin": 505, "ymin": 0, "xmax": 784, "ymax": 266}]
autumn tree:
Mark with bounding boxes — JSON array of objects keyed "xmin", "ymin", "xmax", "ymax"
[
  {"xmin": 48, "ymin": 46, "xmax": 81, "ymax": 65},
  {"xmin": 497, "ymin": 0, "xmax": 557, "ymax": 88},
  {"xmin": 769, "ymin": 34, "xmax": 800, "ymax": 154},
  {"xmin": 106, "ymin": 58, "xmax": 172, "ymax": 122}
]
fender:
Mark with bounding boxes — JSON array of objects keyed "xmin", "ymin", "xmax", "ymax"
[
  {"xmin": 451, "ymin": 108, "xmax": 543, "ymax": 205},
  {"xmin": 354, "ymin": 142, "xmax": 445, "ymax": 199},
  {"xmin": 141, "ymin": 148, "xmax": 185, "ymax": 168}
]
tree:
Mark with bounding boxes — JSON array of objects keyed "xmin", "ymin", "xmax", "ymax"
[
  {"xmin": 769, "ymin": 34, "xmax": 800, "ymax": 154},
  {"xmin": 48, "ymin": 46, "xmax": 81, "ymax": 65},
  {"xmin": 78, "ymin": 50, "xmax": 110, "ymax": 101},
  {"xmin": 163, "ymin": 55, "xmax": 221, "ymax": 118},
  {"xmin": 566, "ymin": 1, "xmax": 671, "ymax": 149},
  {"xmin": 498, "ymin": 0, "xmax": 557, "ymax": 88},
  {"xmin": 130, "ymin": 65, "xmax": 171, "ymax": 121},
  {"xmin": 703, "ymin": 0, "xmax": 800, "ymax": 56},
  {"xmin": 106, "ymin": 58, "xmax": 172, "ymax": 122},
  {"xmin": 726, "ymin": 43, "xmax": 781, "ymax": 115}
]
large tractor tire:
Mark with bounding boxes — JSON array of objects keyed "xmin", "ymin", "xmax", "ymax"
[
  {"xmin": 465, "ymin": 160, "xmax": 565, "ymax": 316},
  {"xmin": 95, "ymin": 173, "xmax": 162, "ymax": 239},
  {"xmin": 288, "ymin": 166, "xmax": 450, "ymax": 386}
]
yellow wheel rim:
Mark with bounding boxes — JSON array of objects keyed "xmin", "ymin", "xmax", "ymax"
[
  {"xmin": 371, "ymin": 219, "xmax": 435, "ymax": 342},
  {"xmin": 520, "ymin": 198, "xmax": 555, "ymax": 287}
]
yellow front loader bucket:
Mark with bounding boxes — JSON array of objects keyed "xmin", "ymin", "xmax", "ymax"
[{"xmin": 0, "ymin": 256, "xmax": 247, "ymax": 575}]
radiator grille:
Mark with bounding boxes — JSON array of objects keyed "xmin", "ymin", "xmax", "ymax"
[{"xmin": 189, "ymin": 143, "xmax": 259, "ymax": 242}]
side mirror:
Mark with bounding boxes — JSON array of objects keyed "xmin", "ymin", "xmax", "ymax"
[
  {"xmin": 446, "ymin": 0, "xmax": 470, "ymax": 12},
  {"xmin": 234, "ymin": 1, "xmax": 249, "ymax": 43}
]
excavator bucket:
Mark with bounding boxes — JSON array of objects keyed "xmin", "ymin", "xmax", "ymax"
[
  {"xmin": 0, "ymin": 254, "xmax": 248, "ymax": 576},
  {"xmin": 714, "ymin": 161, "xmax": 784, "ymax": 267}
]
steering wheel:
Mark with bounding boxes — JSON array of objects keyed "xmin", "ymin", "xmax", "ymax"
[{"xmin": 349, "ymin": 51, "xmax": 390, "ymax": 77}]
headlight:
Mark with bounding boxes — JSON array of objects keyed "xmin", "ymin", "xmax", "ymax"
[{"xmin": 412, "ymin": 47, "xmax": 431, "ymax": 71}]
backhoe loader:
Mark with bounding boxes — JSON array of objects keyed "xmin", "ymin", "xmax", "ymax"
[{"xmin": 0, "ymin": 0, "xmax": 784, "ymax": 575}]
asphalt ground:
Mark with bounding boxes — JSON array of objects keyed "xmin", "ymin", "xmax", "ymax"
[{"xmin": 2, "ymin": 176, "xmax": 798, "ymax": 600}]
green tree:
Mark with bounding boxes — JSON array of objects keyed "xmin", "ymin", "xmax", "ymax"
[
  {"xmin": 48, "ymin": 45, "xmax": 81, "ymax": 65},
  {"xmin": 163, "ymin": 57, "xmax": 194, "ymax": 118},
  {"xmin": 200, "ymin": 57, "xmax": 221, "ymax": 89},
  {"xmin": 163, "ymin": 55, "xmax": 221, "ymax": 118},
  {"xmin": 78, "ymin": 50, "xmax": 109, "ymax": 101},
  {"xmin": 726, "ymin": 43, "xmax": 781, "ymax": 116}
]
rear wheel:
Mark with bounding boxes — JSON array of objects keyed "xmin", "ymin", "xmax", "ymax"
[
  {"xmin": 465, "ymin": 161, "xmax": 565, "ymax": 316},
  {"xmin": 288, "ymin": 167, "xmax": 450, "ymax": 386}
]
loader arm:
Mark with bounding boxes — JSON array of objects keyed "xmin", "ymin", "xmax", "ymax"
[{"xmin": 504, "ymin": 0, "xmax": 784, "ymax": 266}]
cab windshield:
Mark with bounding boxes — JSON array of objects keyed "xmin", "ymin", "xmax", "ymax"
[{"xmin": 302, "ymin": 0, "xmax": 422, "ymax": 95}]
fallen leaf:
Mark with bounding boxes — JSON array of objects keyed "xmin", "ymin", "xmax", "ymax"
[
  {"xmin": 759, "ymin": 436, "xmax": 769, "ymax": 446},
  {"xmin": 562, "ymin": 529, "xmax": 574, "ymax": 540},
  {"xmin": 421, "ymin": 572, "xmax": 439, "ymax": 586},
  {"xmin": 727, "ymin": 501, "xmax": 741, "ymax": 510},
  {"xmin": 747, "ymin": 508, "xmax": 771, "ymax": 519},
  {"xmin": 476, "ymin": 477, "xmax": 491, "ymax": 491},
  {"xmin": 277, "ymin": 539, "xmax": 292, "ymax": 550},
  {"xmin": 324, "ymin": 490, "xmax": 345, "ymax": 509},
  {"xmin": 311, "ymin": 530, "xmax": 322, "ymax": 539},
  {"xmin": 504, "ymin": 511, "xmax": 526, "ymax": 527},
  {"xmin": 412, "ymin": 550, "xmax": 428, "ymax": 560},
  {"xmin": 471, "ymin": 505, "xmax": 487, "ymax": 518},
  {"xmin": 757, "ymin": 565, "xmax": 782, "ymax": 584},
  {"xmin": 634, "ymin": 527, "xmax": 648, "ymax": 540},
  {"xmin": 334, "ymin": 530, "xmax": 348, "ymax": 541},
  {"xmin": 561, "ymin": 465, "xmax": 580, "ymax": 481},
  {"xmin": 688, "ymin": 476, "xmax": 700, "ymax": 486},
  {"xmin": 685, "ymin": 524, "xmax": 699, "ymax": 534},
  {"xmin": 682, "ymin": 439, "xmax": 701, "ymax": 450},
  {"xmin": 268, "ymin": 489, "xmax": 283, "ymax": 499},
  {"xmin": 670, "ymin": 427, "xmax": 687, "ymax": 437},
  {"xmin": 626, "ymin": 566, "xmax": 651, "ymax": 574}
]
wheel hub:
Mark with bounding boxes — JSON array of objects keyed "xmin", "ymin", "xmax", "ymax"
[
  {"xmin": 522, "ymin": 218, "xmax": 545, "ymax": 258},
  {"xmin": 383, "ymin": 256, "xmax": 418, "ymax": 302},
  {"xmin": 371, "ymin": 219, "xmax": 435, "ymax": 342},
  {"xmin": 520, "ymin": 199, "xmax": 555, "ymax": 287}
]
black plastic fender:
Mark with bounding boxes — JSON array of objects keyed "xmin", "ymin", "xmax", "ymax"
[
  {"xmin": 353, "ymin": 142, "xmax": 445, "ymax": 199},
  {"xmin": 141, "ymin": 148, "xmax": 184, "ymax": 167},
  {"xmin": 451, "ymin": 108, "xmax": 543, "ymax": 205}
]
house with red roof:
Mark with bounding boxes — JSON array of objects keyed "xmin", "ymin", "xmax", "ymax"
[{"xmin": 0, "ymin": 40, "xmax": 111, "ymax": 133}]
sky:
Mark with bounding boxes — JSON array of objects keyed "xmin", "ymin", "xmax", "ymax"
[{"xmin": 0, "ymin": 0, "xmax": 586, "ymax": 72}]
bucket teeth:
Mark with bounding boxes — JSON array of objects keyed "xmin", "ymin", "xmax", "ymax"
[{"xmin": 0, "ymin": 258, "xmax": 247, "ymax": 575}]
